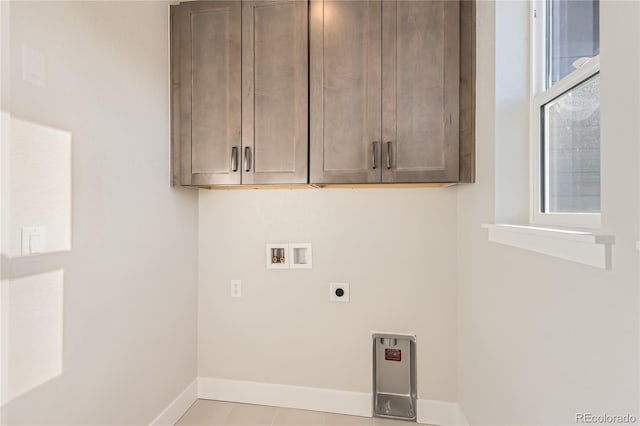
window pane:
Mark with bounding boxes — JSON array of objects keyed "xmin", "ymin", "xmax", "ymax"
[
  {"xmin": 543, "ymin": 73, "xmax": 600, "ymax": 213},
  {"xmin": 548, "ymin": 0, "xmax": 599, "ymax": 87}
]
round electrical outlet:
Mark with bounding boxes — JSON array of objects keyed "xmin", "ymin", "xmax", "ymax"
[{"xmin": 329, "ymin": 282, "xmax": 350, "ymax": 303}]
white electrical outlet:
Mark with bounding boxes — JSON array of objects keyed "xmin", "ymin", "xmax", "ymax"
[
  {"xmin": 230, "ymin": 280, "xmax": 242, "ymax": 298},
  {"xmin": 329, "ymin": 282, "xmax": 349, "ymax": 303}
]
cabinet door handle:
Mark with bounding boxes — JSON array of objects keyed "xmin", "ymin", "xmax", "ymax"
[
  {"xmin": 244, "ymin": 146, "xmax": 251, "ymax": 172},
  {"xmin": 231, "ymin": 146, "xmax": 238, "ymax": 172},
  {"xmin": 372, "ymin": 141, "xmax": 379, "ymax": 170},
  {"xmin": 386, "ymin": 141, "xmax": 392, "ymax": 169}
]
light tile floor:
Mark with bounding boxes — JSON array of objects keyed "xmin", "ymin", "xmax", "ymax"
[{"xmin": 176, "ymin": 400, "xmax": 414, "ymax": 426}]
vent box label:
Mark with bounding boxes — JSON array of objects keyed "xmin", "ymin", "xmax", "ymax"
[{"xmin": 385, "ymin": 348, "xmax": 401, "ymax": 362}]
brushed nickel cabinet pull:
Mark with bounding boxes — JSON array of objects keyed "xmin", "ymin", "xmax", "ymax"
[
  {"xmin": 372, "ymin": 141, "xmax": 379, "ymax": 169},
  {"xmin": 231, "ymin": 146, "xmax": 238, "ymax": 172},
  {"xmin": 244, "ymin": 146, "xmax": 251, "ymax": 172},
  {"xmin": 386, "ymin": 141, "xmax": 392, "ymax": 169}
]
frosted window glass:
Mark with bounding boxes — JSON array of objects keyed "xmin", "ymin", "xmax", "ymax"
[{"xmin": 543, "ymin": 73, "xmax": 600, "ymax": 213}]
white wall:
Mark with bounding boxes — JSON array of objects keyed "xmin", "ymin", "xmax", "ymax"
[
  {"xmin": 198, "ymin": 188, "xmax": 458, "ymax": 403},
  {"xmin": 1, "ymin": 2, "xmax": 198, "ymax": 424},
  {"xmin": 5, "ymin": 117, "xmax": 71, "ymax": 257},
  {"xmin": 457, "ymin": 1, "xmax": 639, "ymax": 425},
  {"xmin": 5, "ymin": 270, "xmax": 63, "ymax": 405}
]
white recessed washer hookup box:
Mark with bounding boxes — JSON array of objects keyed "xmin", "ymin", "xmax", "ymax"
[
  {"xmin": 266, "ymin": 243, "xmax": 289, "ymax": 269},
  {"xmin": 289, "ymin": 243, "xmax": 312, "ymax": 269}
]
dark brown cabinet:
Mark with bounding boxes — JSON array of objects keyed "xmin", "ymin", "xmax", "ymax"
[
  {"xmin": 242, "ymin": 0, "xmax": 308, "ymax": 185},
  {"xmin": 310, "ymin": 0, "xmax": 460, "ymax": 184},
  {"xmin": 171, "ymin": 0, "xmax": 308, "ymax": 187},
  {"xmin": 381, "ymin": 1, "xmax": 460, "ymax": 183},
  {"xmin": 172, "ymin": 1, "xmax": 242, "ymax": 186},
  {"xmin": 171, "ymin": 0, "xmax": 473, "ymax": 188},
  {"xmin": 309, "ymin": 0, "xmax": 382, "ymax": 184}
]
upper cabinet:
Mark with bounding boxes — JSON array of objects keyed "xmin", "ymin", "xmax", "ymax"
[
  {"xmin": 172, "ymin": 1, "xmax": 242, "ymax": 186},
  {"xmin": 381, "ymin": 1, "xmax": 459, "ymax": 183},
  {"xmin": 310, "ymin": 0, "xmax": 459, "ymax": 184},
  {"xmin": 171, "ymin": 0, "xmax": 473, "ymax": 188},
  {"xmin": 309, "ymin": 1, "xmax": 382, "ymax": 184},
  {"xmin": 242, "ymin": 1, "xmax": 308, "ymax": 185},
  {"xmin": 171, "ymin": 0, "xmax": 308, "ymax": 187}
]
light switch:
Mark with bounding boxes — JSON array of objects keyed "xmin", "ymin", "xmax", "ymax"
[
  {"xmin": 22, "ymin": 45, "xmax": 45, "ymax": 87},
  {"xmin": 21, "ymin": 226, "xmax": 46, "ymax": 255}
]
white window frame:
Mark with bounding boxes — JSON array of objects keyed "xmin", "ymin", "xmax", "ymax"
[{"xmin": 530, "ymin": 0, "xmax": 601, "ymax": 229}]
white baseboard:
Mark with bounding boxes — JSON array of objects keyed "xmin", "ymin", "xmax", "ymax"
[
  {"xmin": 150, "ymin": 379, "xmax": 198, "ymax": 426},
  {"xmin": 152, "ymin": 377, "xmax": 468, "ymax": 426},
  {"xmin": 417, "ymin": 399, "xmax": 469, "ymax": 426},
  {"xmin": 198, "ymin": 377, "xmax": 372, "ymax": 417}
]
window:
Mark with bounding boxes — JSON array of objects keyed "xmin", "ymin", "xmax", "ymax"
[{"xmin": 531, "ymin": 0, "xmax": 601, "ymax": 229}]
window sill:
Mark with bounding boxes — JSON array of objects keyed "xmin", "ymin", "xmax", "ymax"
[{"xmin": 482, "ymin": 224, "xmax": 614, "ymax": 269}]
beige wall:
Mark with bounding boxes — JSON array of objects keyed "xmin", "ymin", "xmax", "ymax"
[
  {"xmin": 198, "ymin": 188, "xmax": 458, "ymax": 402},
  {"xmin": 1, "ymin": 1, "xmax": 637, "ymax": 425},
  {"xmin": 457, "ymin": 1, "xmax": 639, "ymax": 425},
  {"xmin": 1, "ymin": 2, "xmax": 198, "ymax": 424}
]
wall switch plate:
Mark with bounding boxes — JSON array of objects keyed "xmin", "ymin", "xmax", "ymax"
[
  {"xmin": 230, "ymin": 280, "xmax": 242, "ymax": 298},
  {"xmin": 289, "ymin": 243, "xmax": 312, "ymax": 269},
  {"xmin": 266, "ymin": 243, "xmax": 289, "ymax": 269},
  {"xmin": 21, "ymin": 226, "xmax": 46, "ymax": 256},
  {"xmin": 21, "ymin": 45, "xmax": 45, "ymax": 87},
  {"xmin": 329, "ymin": 282, "xmax": 350, "ymax": 303}
]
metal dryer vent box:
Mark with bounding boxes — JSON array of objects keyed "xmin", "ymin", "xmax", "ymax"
[{"xmin": 372, "ymin": 333, "xmax": 417, "ymax": 422}]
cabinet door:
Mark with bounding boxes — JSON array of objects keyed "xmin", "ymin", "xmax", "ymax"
[
  {"xmin": 310, "ymin": 0, "xmax": 382, "ymax": 184},
  {"xmin": 382, "ymin": 1, "xmax": 459, "ymax": 183},
  {"xmin": 176, "ymin": 1, "xmax": 241, "ymax": 186},
  {"xmin": 242, "ymin": 1, "xmax": 308, "ymax": 185}
]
